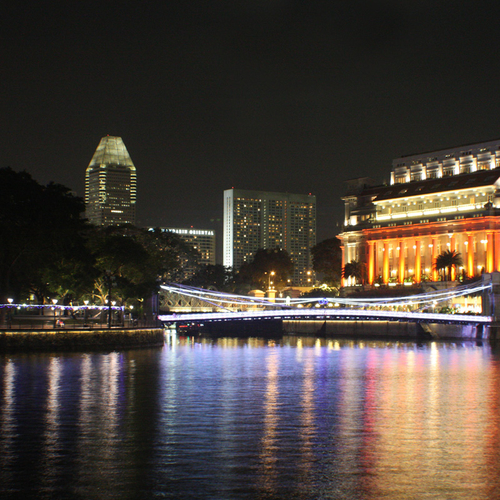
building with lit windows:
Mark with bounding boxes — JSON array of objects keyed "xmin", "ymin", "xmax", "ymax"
[
  {"xmin": 152, "ymin": 227, "xmax": 216, "ymax": 281},
  {"xmin": 339, "ymin": 139, "xmax": 500, "ymax": 286},
  {"xmin": 223, "ymin": 189, "xmax": 316, "ymax": 286},
  {"xmin": 85, "ymin": 136, "xmax": 137, "ymax": 226}
]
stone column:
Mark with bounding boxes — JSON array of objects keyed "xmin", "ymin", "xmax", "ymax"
[
  {"xmin": 450, "ymin": 235, "xmax": 456, "ymax": 281},
  {"xmin": 368, "ymin": 241, "xmax": 375, "ymax": 285},
  {"xmin": 495, "ymin": 232, "xmax": 500, "ymax": 272},
  {"xmin": 341, "ymin": 245, "xmax": 346, "ymax": 287},
  {"xmin": 467, "ymin": 233, "xmax": 474, "ymax": 278},
  {"xmin": 414, "ymin": 240, "xmax": 421, "ymax": 283},
  {"xmin": 398, "ymin": 240, "xmax": 405, "ymax": 284},
  {"xmin": 487, "ymin": 231, "xmax": 494, "ymax": 273},
  {"xmin": 432, "ymin": 238, "xmax": 438, "ymax": 281},
  {"xmin": 383, "ymin": 241, "xmax": 389, "ymax": 284}
]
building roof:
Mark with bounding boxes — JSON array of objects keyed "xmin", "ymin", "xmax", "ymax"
[
  {"xmin": 372, "ymin": 169, "xmax": 500, "ymax": 202},
  {"xmin": 88, "ymin": 136, "xmax": 135, "ymax": 169}
]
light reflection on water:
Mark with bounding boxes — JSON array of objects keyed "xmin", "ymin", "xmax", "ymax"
[{"xmin": 1, "ymin": 336, "xmax": 500, "ymax": 499}]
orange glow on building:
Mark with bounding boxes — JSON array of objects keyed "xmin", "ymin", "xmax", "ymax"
[
  {"xmin": 383, "ymin": 242, "xmax": 389, "ymax": 284},
  {"xmin": 414, "ymin": 240, "xmax": 421, "ymax": 284},
  {"xmin": 339, "ymin": 139, "xmax": 500, "ymax": 287},
  {"xmin": 398, "ymin": 241, "xmax": 404, "ymax": 284},
  {"xmin": 368, "ymin": 242, "xmax": 375, "ymax": 285}
]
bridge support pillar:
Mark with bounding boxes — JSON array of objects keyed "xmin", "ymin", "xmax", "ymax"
[{"xmin": 483, "ymin": 272, "xmax": 500, "ymax": 340}]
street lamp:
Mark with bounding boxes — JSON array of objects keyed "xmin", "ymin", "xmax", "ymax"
[
  {"xmin": 84, "ymin": 300, "xmax": 89, "ymax": 326},
  {"xmin": 52, "ymin": 298, "xmax": 58, "ymax": 328},
  {"xmin": 106, "ymin": 271, "xmax": 112, "ymax": 329},
  {"xmin": 7, "ymin": 298, "xmax": 13, "ymax": 328},
  {"xmin": 111, "ymin": 301, "xmax": 116, "ymax": 327},
  {"xmin": 268, "ymin": 271, "xmax": 275, "ymax": 290}
]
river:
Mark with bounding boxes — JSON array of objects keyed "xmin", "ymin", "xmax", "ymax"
[{"xmin": 1, "ymin": 334, "xmax": 500, "ymax": 499}]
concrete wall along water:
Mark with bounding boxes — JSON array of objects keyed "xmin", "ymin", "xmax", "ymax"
[{"xmin": 0, "ymin": 328, "xmax": 165, "ymax": 351}]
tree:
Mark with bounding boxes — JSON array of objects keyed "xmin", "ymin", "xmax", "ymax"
[
  {"xmin": 183, "ymin": 264, "xmax": 233, "ymax": 290},
  {"xmin": 236, "ymin": 247, "xmax": 294, "ymax": 290},
  {"xmin": 85, "ymin": 226, "xmax": 160, "ymax": 305},
  {"xmin": 434, "ymin": 250, "xmax": 463, "ymax": 281},
  {"xmin": 311, "ymin": 237, "xmax": 342, "ymax": 285},
  {"xmin": 0, "ymin": 167, "xmax": 92, "ymax": 304},
  {"xmin": 141, "ymin": 228, "xmax": 200, "ymax": 283},
  {"xmin": 342, "ymin": 261, "xmax": 366, "ymax": 285}
]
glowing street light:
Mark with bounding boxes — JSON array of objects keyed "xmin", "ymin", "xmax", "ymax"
[
  {"xmin": 52, "ymin": 298, "xmax": 58, "ymax": 328},
  {"xmin": 268, "ymin": 271, "xmax": 275, "ymax": 290}
]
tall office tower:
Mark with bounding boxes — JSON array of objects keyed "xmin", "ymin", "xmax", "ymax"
[
  {"xmin": 151, "ymin": 227, "xmax": 216, "ymax": 281},
  {"xmin": 85, "ymin": 136, "xmax": 137, "ymax": 226},
  {"xmin": 223, "ymin": 189, "xmax": 316, "ymax": 286}
]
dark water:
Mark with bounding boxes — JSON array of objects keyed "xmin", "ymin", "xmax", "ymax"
[{"xmin": 1, "ymin": 334, "xmax": 500, "ymax": 499}]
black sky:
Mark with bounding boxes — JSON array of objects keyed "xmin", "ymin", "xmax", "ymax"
[{"xmin": 4, "ymin": 1, "xmax": 500, "ymax": 250}]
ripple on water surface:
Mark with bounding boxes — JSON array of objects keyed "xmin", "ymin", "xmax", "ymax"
[{"xmin": 1, "ymin": 337, "xmax": 500, "ymax": 499}]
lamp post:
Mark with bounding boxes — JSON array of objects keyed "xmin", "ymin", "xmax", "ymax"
[
  {"xmin": 84, "ymin": 300, "xmax": 89, "ymax": 326},
  {"xmin": 111, "ymin": 301, "xmax": 116, "ymax": 327},
  {"xmin": 7, "ymin": 298, "xmax": 13, "ymax": 329},
  {"xmin": 106, "ymin": 272, "xmax": 112, "ymax": 329},
  {"xmin": 52, "ymin": 298, "xmax": 58, "ymax": 328}
]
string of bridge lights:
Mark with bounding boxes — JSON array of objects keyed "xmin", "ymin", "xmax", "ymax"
[
  {"xmin": 160, "ymin": 281, "xmax": 491, "ymax": 311},
  {"xmin": 0, "ymin": 303, "xmax": 124, "ymax": 311}
]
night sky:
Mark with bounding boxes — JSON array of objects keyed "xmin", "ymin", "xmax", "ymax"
[{"xmin": 5, "ymin": 1, "xmax": 500, "ymax": 251}]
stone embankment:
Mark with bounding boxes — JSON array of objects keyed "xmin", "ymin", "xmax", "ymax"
[{"xmin": 0, "ymin": 328, "xmax": 165, "ymax": 351}]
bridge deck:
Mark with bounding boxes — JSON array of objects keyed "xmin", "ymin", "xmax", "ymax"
[{"xmin": 159, "ymin": 308, "xmax": 492, "ymax": 325}]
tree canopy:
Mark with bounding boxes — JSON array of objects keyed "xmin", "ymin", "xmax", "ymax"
[
  {"xmin": 183, "ymin": 264, "xmax": 233, "ymax": 290},
  {"xmin": 434, "ymin": 250, "xmax": 463, "ymax": 281},
  {"xmin": 311, "ymin": 237, "xmax": 342, "ymax": 285},
  {"xmin": 0, "ymin": 168, "xmax": 199, "ymax": 306},
  {"xmin": 0, "ymin": 167, "xmax": 91, "ymax": 304},
  {"xmin": 236, "ymin": 247, "xmax": 294, "ymax": 291},
  {"xmin": 342, "ymin": 261, "xmax": 366, "ymax": 285}
]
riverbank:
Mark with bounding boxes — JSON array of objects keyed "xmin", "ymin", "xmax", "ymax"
[{"xmin": 0, "ymin": 327, "xmax": 165, "ymax": 351}]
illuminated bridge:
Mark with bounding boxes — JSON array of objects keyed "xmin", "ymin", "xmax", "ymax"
[{"xmin": 158, "ymin": 280, "xmax": 494, "ymax": 330}]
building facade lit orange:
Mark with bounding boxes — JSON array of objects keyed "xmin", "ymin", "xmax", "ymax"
[{"xmin": 339, "ymin": 139, "xmax": 500, "ymax": 286}]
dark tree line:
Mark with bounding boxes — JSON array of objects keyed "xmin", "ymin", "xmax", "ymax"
[{"xmin": 0, "ymin": 168, "xmax": 196, "ymax": 307}]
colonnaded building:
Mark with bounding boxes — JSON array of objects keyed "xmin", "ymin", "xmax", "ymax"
[
  {"xmin": 85, "ymin": 136, "xmax": 137, "ymax": 226},
  {"xmin": 223, "ymin": 189, "xmax": 316, "ymax": 286},
  {"xmin": 339, "ymin": 138, "xmax": 500, "ymax": 286}
]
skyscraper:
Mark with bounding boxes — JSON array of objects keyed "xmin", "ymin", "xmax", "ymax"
[
  {"xmin": 223, "ymin": 189, "xmax": 316, "ymax": 286},
  {"xmin": 85, "ymin": 136, "xmax": 137, "ymax": 226}
]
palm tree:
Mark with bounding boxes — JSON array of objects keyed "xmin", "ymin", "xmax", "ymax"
[
  {"xmin": 342, "ymin": 261, "xmax": 366, "ymax": 286},
  {"xmin": 434, "ymin": 250, "xmax": 463, "ymax": 281}
]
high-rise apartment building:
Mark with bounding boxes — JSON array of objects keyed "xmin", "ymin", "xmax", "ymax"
[
  {"xmin": 223, "ymin": 189, "xmax": 316, "ymax": 286},
  {"xmin": 85, "ymin": 136, "xmax": 137, "ymax": 226},
  {"xmin": 339, "ymin": 138, "xmax": 500, "ymax": 286}
]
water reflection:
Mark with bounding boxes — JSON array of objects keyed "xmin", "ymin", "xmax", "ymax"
[{"xmin": 0, "ymin": 338, "xmax": 500, "ymax": 499}]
